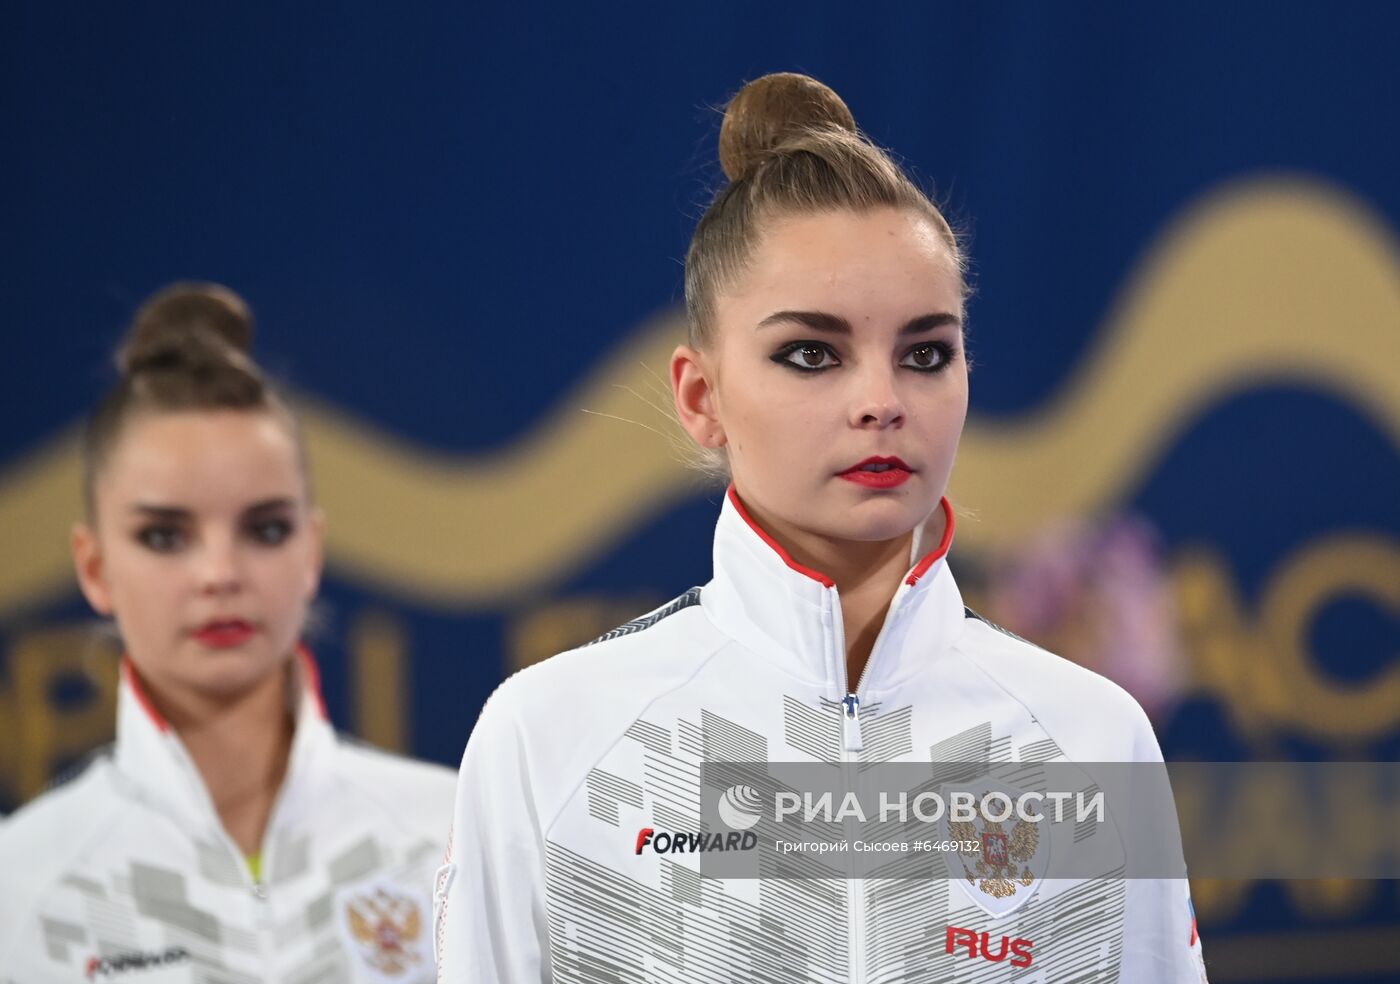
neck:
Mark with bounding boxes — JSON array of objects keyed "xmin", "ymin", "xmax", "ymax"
[
  {"xmin": 742, "ymin": 496, "xmax": 936, "ymax": 691},
  {"xmin": 149, "ymin": 663, "xmax": 296, "ymax": 858},
  {"xmin": 827, "ymin": 535, "xmax": 916, "ymax": 691}
]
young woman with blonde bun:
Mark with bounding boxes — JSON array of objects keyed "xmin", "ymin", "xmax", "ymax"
[
  {"xmin": 436, "ymin": 73, "xmax": 1207, "ymax": 983},
  {"xmin": 0, "ymin": 285, "xmax": 455, "ymax": 983}
]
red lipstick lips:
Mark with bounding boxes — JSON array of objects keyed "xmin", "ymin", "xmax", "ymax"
[
  {"xmin": 839, "ymin": 456, "xmax": 913, "ymax": 489},
  {"xmin": 192, "ymin": 619, "xmax": 256, "ymax": 648}
]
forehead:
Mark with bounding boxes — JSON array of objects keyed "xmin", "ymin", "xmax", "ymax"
[
  {"xmin": 722, "ymin": 207, "xmax": 963, "ymax": 323},
  {"xmin": 98, "ymin": 410, "xmax": 304, "ymax": 512}
]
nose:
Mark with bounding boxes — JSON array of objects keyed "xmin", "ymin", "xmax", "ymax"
[
  {"xmin": 197, "ymin": 530, "xmax": 244, "ymax": 597},
  {"xmin": 850, "ymin": 367, "xmax": 906, "ymax": 429}
]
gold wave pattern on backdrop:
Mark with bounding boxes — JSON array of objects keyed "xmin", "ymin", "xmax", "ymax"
[
  {"xmin": 953, "ymin": 176, "xmax": 1399, "ymax": 536},
  {"xmin": 1, "ymin": 176, "xmax": 1397, "ymax": 614}
]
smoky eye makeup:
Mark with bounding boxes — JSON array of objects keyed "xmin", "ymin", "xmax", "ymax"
[
  {"xmin": 770, "ymin": 338, "xmax": 960, "ymax": 374},
  {"xmin": 770, "ymin": 340, "xmax": 842, "ymax": 372},
  {"xmin": 242, "ymin": 498, "xmax": 299, "ymax": 546},
  {"xmin": 245, "ymin": 515, "xmax": 295, "ymax": 546},
  {"xmin": 134, "ymin": 522, "xmax": 187, "ymax": 553},
  {"xmin": 127, "ymin": 505, "xmax": 190, "ymax": 553},
  {"xmin": 898, "ymin": 340, "xmax": 958, "ymax": 372}
]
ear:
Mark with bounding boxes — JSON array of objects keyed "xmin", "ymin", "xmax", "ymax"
[
  {"xmin": 670, "ymin": 345, "xmax": 726, "ymax": 449},
  {"xmin": 71, "ymin": 522, "xmax": 114, "ymax": 616},
  {"xmin": 304, "ymin": 506, "xmax": 326, "ymax": 600}
]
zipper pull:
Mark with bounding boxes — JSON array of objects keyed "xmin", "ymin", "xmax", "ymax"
[
  {"xmin": 842, "ymin": 694, "xmax": 863, "ymax": 753},
  {"xmin": 252, "ymin": 879, "xmax": 273, "ymax": 930}
]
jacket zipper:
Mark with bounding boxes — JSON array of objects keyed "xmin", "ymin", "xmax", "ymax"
[
  {"xmin": 829, "ymin": 590, "xmax": 866, "ymax": 984},
  {"xmin": 836, "ymin": 580, "xmax": 914, "ymax": 983},
  {"xmin": 842, "ymin": 692, "xmax": 865, "ymax": 984},
  {"xmin": 164, "ymin": 732, "xmax": 278, "ymax": 968},
  {"xmin": 841, "ymin": 694, "xmax": 864, "ymax": 753}
]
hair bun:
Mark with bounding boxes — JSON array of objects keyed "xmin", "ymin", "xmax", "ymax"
[
  {"xmin": 118, "ymin": 282, "xmax": 255, "ymax": 377},
  {"xmin": 718, "ymin": 72, "xmax": 858, "ymax": 183}
]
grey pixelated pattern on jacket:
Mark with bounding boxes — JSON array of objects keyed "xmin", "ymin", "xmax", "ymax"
[
  {"xmin": 549, "ymin": 700, "xmax": 1128, "ymax": 982},
  {"xmin": 585, "ymin": 588, "xmax": 703, "ymax": 647},
  {"xmin": 25, "ymin": 832, "xmax": 441, "ymax": 984}
]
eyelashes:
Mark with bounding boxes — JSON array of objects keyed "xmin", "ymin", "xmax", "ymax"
[
  {"xmin": 136, "ymin": 524, "xmax": 185, "ymax": 553},
  {"xmin": 770, "ymin": 340, "xmax": 957, "ymax": 374},
  {"xmin": 899, "ymin": 341, "xmax": 954, "ymax": 372},
  {"xmin": 772, "ymin": 342, "xmax": 840, "ymax": 371},
  {"xmin": 249, "ymin": 518, "xmax": 293, "ymax": 546},
  {"xmin": 132, "ymin": 518, "xmax": 297, "ymax": 553}
]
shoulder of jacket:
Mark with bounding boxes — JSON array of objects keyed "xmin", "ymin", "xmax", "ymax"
[
  {"xmin": 460, "ymin": 589, "xmax": 726, "ymax": 835},
  {"xmin": 957, "ymin": 607, "xmax": 1161, "ymax": 761},
  {"xmin": 0, "ymin": 758, "xmax": 121, "ymax": 957},
  {"xmin": 488, "ymin": 587, "xmax": 719, "ymax": 723},
  {"xmin": 0, "ymin": 753, "xmax": 116, "ymax": 864}
]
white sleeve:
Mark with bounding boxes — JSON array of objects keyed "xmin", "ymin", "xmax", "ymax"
[
  {"xmin": 1120, "ymin": 877, "xmax": 1208, "ymax": 982},
  {"xmin": 434, "ymin": 683, "xmax": 552, "ymax": 984},
  {"xmin": 1118, "ymin": 703, "xmax": 1209, "ymax": 983}
]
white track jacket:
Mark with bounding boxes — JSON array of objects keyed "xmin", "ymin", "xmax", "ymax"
[
  {"xmin": 436, "ymin": 490, "xmax": 1207, "ymax": 983},
  {"xmin": 0, "ymin": 651, "xmax": 456, "ymax": 984}
]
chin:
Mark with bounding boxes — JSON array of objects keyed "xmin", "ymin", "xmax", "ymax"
[
  {"xmin": 179, "ymin": 647, "xmax": 287, "ymax": 701},
  {"xmin": 827, "ymin": 497, "xmax": 927, "ymax": 543}
]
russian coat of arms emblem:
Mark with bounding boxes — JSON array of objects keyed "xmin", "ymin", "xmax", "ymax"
[
  {"xmin": 938, "ymin": 779, "xmax": 1050, "ymax": 917},
  {"xmin": 336, "ymin": 882, "xmax": 428, "ymax": 979}
]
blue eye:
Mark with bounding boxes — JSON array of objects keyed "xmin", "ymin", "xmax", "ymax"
[
  {"xmin": 136, "ymin": 525, "xmax": 185, "ymax": 553},
  {"xmin": 773, "ymin": 342, "xmax": 840, "ymax": 372},
  {"xmin": 248, "ymin": 518, "xmax": 293, "ymax": 546},
  {"xmin": 899, "ymin": 342, "xmax": 953, "ymax": 372}
]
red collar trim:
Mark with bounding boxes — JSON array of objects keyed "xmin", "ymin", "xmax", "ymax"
[
  {"xmin": 905, "ymin": 496, "xmax": 956, "ymax": 586},
  {"xmin": 727, "ymin": 486, "xmax": 836, "ymax": 588},
  {"xmin": 121, "ymin": 656, "xmax": 170, "ymax": 732},
  {"xmin": 121, "ymin": 644, "xmax": 328, "ymax": 730},
  {"xmin": 296, "ymin": 643, "xmax": 329, "ymax": 721},
  {"xmin": 728, "ymin": 485, "xmax": 955, "ymax": 590}
]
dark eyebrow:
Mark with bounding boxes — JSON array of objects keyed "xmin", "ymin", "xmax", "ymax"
[
  {"xmin": 757, "ymin": 310, "xmax": 961, "ymax": 335},
  {"xmin": 130, "ymin": 504, "xmax": 190, "ymax": 520},
  {"xmin": 902, "ymin": 312, "xmax": 962, "ymax": 334},
  {"xmin": 757, "ymin": 310, "xmax": 852, "ymax": 334},
  {"xmin": 243, "ymin": 497, "xmax": 297, "ymax": 515},
  {"xmin": 128, "ymin": 499, "xmax": 296, "ymax": 520}
]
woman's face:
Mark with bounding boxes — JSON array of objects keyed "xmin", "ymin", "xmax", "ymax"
[
  {"xmin": 73, "ymin": 410, "xmax": 323, "ymax": 704},
  {"xmin": 677, "ymin": 207, "xmax": 968, "ymax": 550}
]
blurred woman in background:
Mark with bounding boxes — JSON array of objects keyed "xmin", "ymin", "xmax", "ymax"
[
  {"xmin": 436, "ymin": 73, "xmax": 1206, "ymax": 983},
  {"xmin": 0, "ymin": 284, "xmax": 455, "ymax": 983}
]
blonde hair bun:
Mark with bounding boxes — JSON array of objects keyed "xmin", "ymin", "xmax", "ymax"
[
  {"xmin": 718, "ymin": 72, "xmax": 858, "ymax": 183},
  {"xmin": 118, "ymin": 282, "xmax": 255, "ymax": 377}
]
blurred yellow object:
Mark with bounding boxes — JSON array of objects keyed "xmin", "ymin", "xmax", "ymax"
[{"xmin": 2, "ymin": 177, "xmax": 1395, "ymax": 614}]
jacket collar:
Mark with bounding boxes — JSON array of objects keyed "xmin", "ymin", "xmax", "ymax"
[
  {"xmin": 701, "ymin": 486, "xmax": 965, "ymax": 699},
  {"xmin": 114, "ymin": 646, "xmax": 337, "ymax": 844}
]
